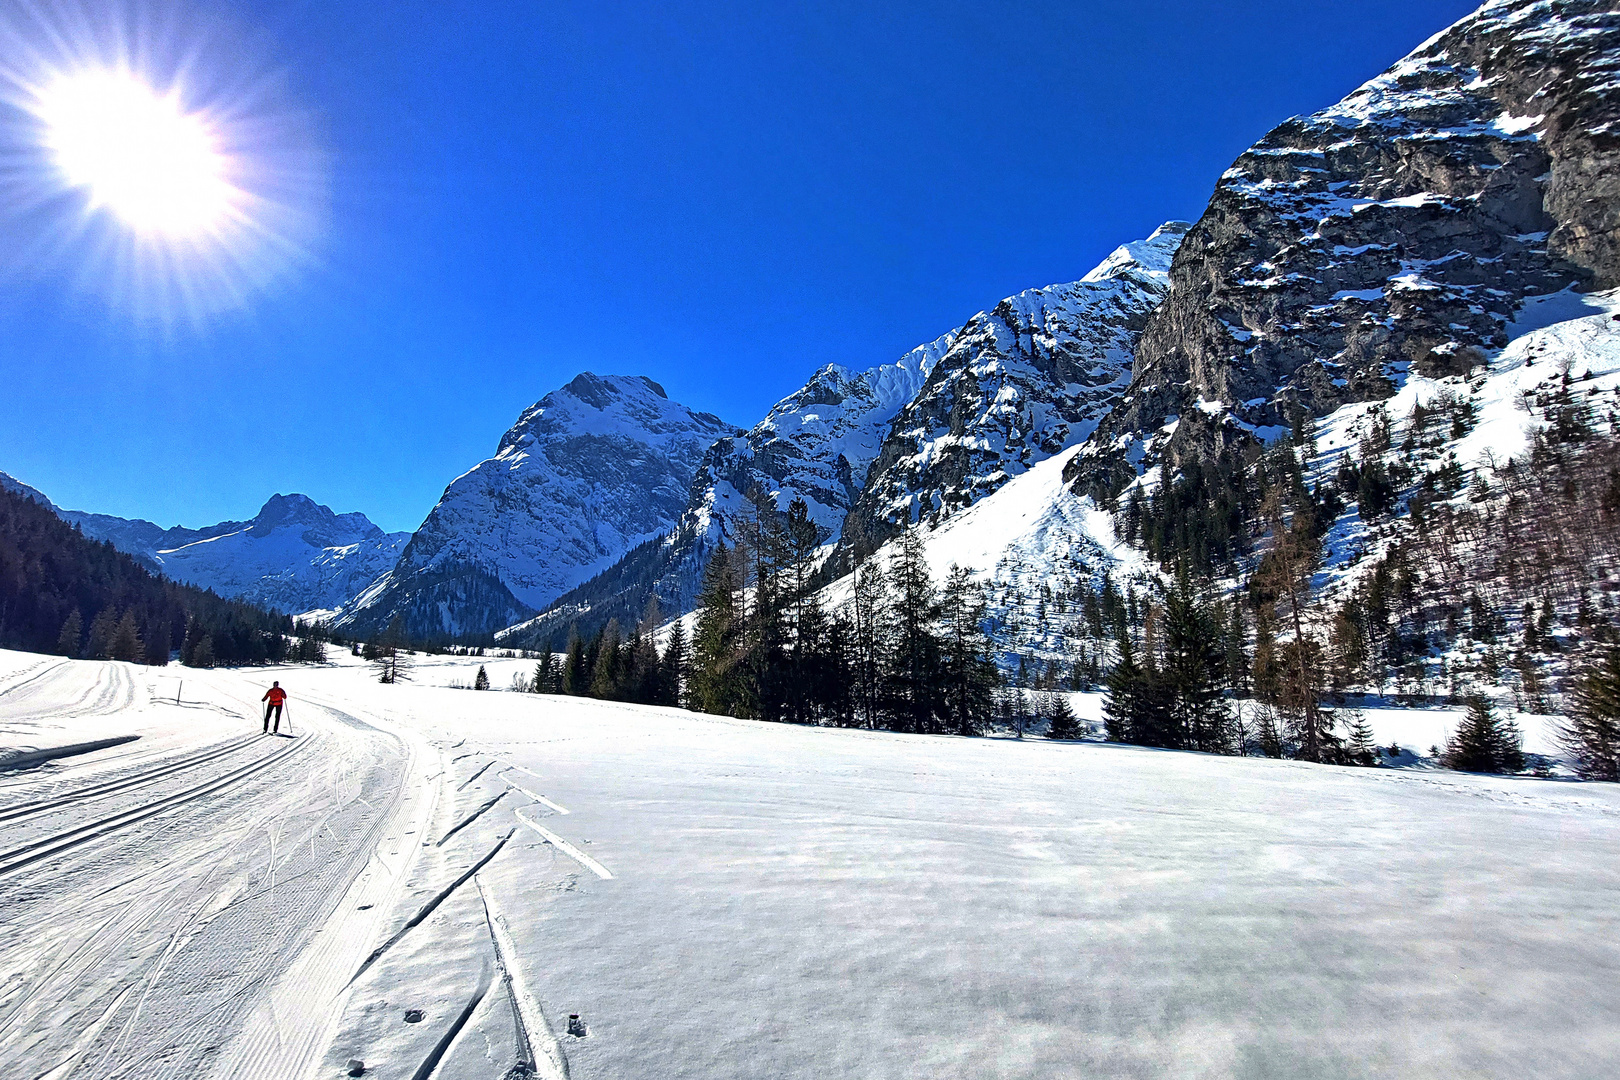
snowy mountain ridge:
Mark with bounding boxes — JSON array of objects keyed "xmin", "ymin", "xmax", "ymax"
[
  {"xmin": 342, "ymin": 373, "xmax": 737, "ymax": 641},
  {"xmin": 0, "ymin": 473, "xmax": 408, "ymax": 617}
]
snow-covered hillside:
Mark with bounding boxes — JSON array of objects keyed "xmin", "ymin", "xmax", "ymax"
[
  {"xmin": 345, "ymin": 374, "xmax": 737, "ymax": 641},
  {"xmin": 0, "ymin": 474, "xmax": 407, "ymax": 617}
]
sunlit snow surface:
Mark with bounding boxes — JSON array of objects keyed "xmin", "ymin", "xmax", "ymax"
[{"xmin": 4, "ymin": 648, "xmax": 1618, "ymax": 1078}]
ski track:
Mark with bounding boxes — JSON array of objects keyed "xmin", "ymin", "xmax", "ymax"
[{"xmin": 0, "ymin": 660, "xmax": 416, "ymax": 1080}]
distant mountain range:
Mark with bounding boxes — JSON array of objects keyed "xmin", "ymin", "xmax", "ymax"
[{"xmin": 0, "ymin": 473, "xmax": 407, "ymax": 617}]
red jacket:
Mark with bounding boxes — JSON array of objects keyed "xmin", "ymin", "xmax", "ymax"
[{"xmin": 263, "ymin": 687, "xmax": 287, "ymax": 705}]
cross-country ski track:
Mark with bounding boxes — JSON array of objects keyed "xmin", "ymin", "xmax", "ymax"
[{"xmin": 3, "ymin": 648, "xmax": 1620, "ymax": 1079}]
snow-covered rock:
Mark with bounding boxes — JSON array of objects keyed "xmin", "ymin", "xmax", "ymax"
[
  {"xmin": 344, "ymin": 373, "xmax": 736, "ymax": 641},
  {"xmin": 837, "ymin": 222, "xmax": 1187, "ymax": 561},
  {"xmin": 1075, "ymin": 0, "xmax": 1620, "ymax": 495}
]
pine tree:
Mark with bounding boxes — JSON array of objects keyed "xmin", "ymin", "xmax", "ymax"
[
  {"xmin": 1104, "ymin": 632, "xmax": 1153, "ymax": 744},
  {"xmin": 1045, "ymin": 692, "xmax": 1081, "ymax": 740},
  {"xmin": 691, "ymin": 544, "xmax": 744, "ymax": 716},
  {"xmin": 660, "ymin": 619, "xmax": 689, "ymax": 707},
  {"xmin": 563, "ymin": 626, "xmax": 589, "ymax": 696},
  {"xmin": 474, "ymin": 664, "xmax": 490, "ymax": 690},
  {"xmin": 1558, "ymin": 648, "xmax": 1620, "ymax": 781},
  {"xmin": 1345, "ymin": 711, "xmax": 1378, "ymax": 766},
  {"xmin": 56, "ymin": 609, "xmax": 83, "ymax": 658},
  {"xmin": 938, "ymin": 565, "xmax": 996, "ymax": 737},
  {"xmin": 888, "ymin": 528, "xmax": 943, "ymax": 733},
  {"xmin": 1444, "ymin": 694, "xmax": 1524, "ymax": 774}
]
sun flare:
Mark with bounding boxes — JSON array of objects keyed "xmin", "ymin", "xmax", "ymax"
[{"xmin": 35, "ymin": 69, "xmax": 238, "ymax": 236}]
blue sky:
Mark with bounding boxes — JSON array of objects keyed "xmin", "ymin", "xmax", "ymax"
[{"xmin": 0, "ymin": 0, "xmax": 1480, "ymax": 534}]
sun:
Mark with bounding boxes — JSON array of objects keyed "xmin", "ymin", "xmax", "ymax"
[{"xmin": 35, "ymin": 68, "xmax": 239, "ymax": 237}]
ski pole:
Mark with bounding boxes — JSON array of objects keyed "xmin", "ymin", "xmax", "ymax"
[{"xmin": 284, "ymin": 702, "xmax": 293, "ymax": 737}]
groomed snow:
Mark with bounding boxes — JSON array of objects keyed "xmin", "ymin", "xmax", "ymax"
[{"xmin": 6, "ymin": 648, "xmax": 1619, "ymax": 1079}]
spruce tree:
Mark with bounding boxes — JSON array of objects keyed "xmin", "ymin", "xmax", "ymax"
[
  {"xmin": 690, "ymin": 544, "xmax": 744, "ymax": 715},
  {"xmin": 1444, "ymin": 694, "xmax": 1524, "ymax": 774},
  {"xmin": 1162, "ymin": 572, "xmax": 1229, "ymax": 753},
  {"xmin": 938, "ymin": 565, "xmax": 996, "ymax": 737},
  {"xmin": 1045, "ymin": 692, "xmax": 1081, "ymax": 740},
  {"xmin": 888, "ymin": 528, "xmax": 943, "ymax": 734},
  {"xmin": 56, "ymin": 609, "xmax": 83, "ymax": 658},
  {"xmin": 87, "ymin": 607, "xmax": 118, "ymax": 660},
  {"xmin": 1345, "ymin": 711, "xmax": 1378, "ymax": 766},
  {"xmin": 1558, "ymin": 648, "xmax": 1620, "ymax": 781},
  {"xmin": 562, "ymin": 625, "xmax": 589, "ymax": 695},
  {"xmin": 1104, "ymin": 632, "xmax": 1150, "ymax": 744},
  {"xmin": 660, "ymin": 619, "xmax": 689, "ymax": 708},
  {"xmin": 591, "ymin": 620, "xmax": 623, "ymax": 699},
  {"xmin": 850, "ymin": 556, "xmax": 891, "ymax": 730},
  {"xmin": 109, "ymin": 610, "xmax": 143, "ymax": 663},
  {"xmin": 474, "ymin": 664, "xmax": 490, "ymax": 691}
]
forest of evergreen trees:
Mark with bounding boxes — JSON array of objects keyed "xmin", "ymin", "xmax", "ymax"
[
  {"xmin": 518, "ymin": 497, "xmax": 1003, "ymax": 735},
  {"xmin": 0, "ymin": 484, "xmax": 315, "ymax": 667}
]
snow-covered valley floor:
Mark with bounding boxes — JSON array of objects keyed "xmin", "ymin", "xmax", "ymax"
[{"xmin": 3, "ymin": 649, "xmax": 1619, "ymax": 1079}]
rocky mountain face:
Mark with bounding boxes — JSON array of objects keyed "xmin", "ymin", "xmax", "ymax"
[
  {"xmin": 343, "ymin": 374, "xmax": 736, "ymax": 642},
  {"xmin": 1071, "ymin": 0, "xmax": 1620, "ymax": 498},
  {"xmin": 0, "ymin": 472, "xmax": 407, "ymax": 616},
  {"xmin": 505, "ymin": 337, "xmax": 954, "ymax": 644},
  {"xmin": 837, "ymin": 223, "xmax": 1186, "ymax": 563},
  {"xmin": 507, "ymin": 225, "xmax": 1186, "ymax": 644}
]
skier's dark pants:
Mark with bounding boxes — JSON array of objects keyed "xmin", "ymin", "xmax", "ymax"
[{"xmin": 264, "ymin": 703, "xmax": 282, "ymax": 733}]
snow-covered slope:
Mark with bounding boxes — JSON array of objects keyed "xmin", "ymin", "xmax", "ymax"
[
  {"xmin": 839, "ymin": 222, "xmax": 1186, "ymax": 561},
  {"xmin": 0, "ymin": 473, "xmax": 406, "ymax": 616},
  {"xmin": 344, "ymin": 374, "xmax": 737, "ymax": 641}
]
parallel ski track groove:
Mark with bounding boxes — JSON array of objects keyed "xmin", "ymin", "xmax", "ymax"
[
  {"xmin": 0, "ymin": 735, "xmax": 261, "ymax": 824},
  {"xmin": 435, "ymin": 789, "xmax": 508, "ymax": 847},
  {"xmin": 0, "ymin": 736, "xmax": 314, "ymax": 878}
]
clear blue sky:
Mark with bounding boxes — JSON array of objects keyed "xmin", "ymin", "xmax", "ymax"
[{"xmin": 0, "ymin": 0, "xmax": 1480, "ymax": 534}]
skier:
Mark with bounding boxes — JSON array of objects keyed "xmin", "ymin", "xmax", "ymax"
[{"xmin": 262, "ymin": 681, "xmax": 288, "ymax": 734}]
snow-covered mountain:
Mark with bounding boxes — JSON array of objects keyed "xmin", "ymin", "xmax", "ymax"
[
  {"xmin": 0, "ymin": 472, "xmax": 408, "ymax": 616},
  {"xmin": 504, "ymin": 226, "xmax": 1186, "ymax": 645},
  {"xmin": 343, "ymin": 374, "xmax": 736, "ymax": 642},
  {"xmin": 837, "ymin": 223, "xmax": 1186, "ymax": 563},
  {"xmin": 1072, "ymin": 0, "xmax": 1620, "ymax": 497}
]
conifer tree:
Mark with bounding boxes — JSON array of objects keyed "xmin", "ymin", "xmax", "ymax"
[
  {"xmin": 1443, "ymin": 694, "xmax": 1524, "ymax": 774},
  {"xmin": 939, "ymin": 565, "xmax": 996, "ymax": 736},
  {"xmin": 691, "ymin": 543, "xmax": 744, "ymax": 716},
  {"xmin": 87, "ymin": 607, "xmax": 118, "ymax": 660},
  {"xmin": 1345, "ymin": 711, "xmax": 1378, "ymax": 766},
  {"xmin": 888, "ymin": 528, "xmax": 943, "ymax": 733},
  {"xmin": 474, "ymin": 664, "xmax": 490, "ymax": 691},
  {"xmin": 56, "ymin": 609, "xmax": 82, "ymax": 658},
  {"xmin": 1104, "ymin": 632, "xmax": 1157, "ymax": 744},
  {"xmin": 109, "ymin": 610, "xmax": 143, "ymax": 663},
  {"xmin": 850, "ymin": 555, "xmax": 890, "ymax": 730},
  {"xmin": 562, "ymin": 626, "xmax": 589, "ymax": 696},
  {"xmin": 1162, "ymin": 572, "xmax": 1229, "ymax": 753},
  {"xmin": 591, "ymin": 620, "xmax": 623, "ymax": 699},
  {"xmin": 1045, "ymin": 692, "xmax": 1081, "ymax": 740},
  {"xmin": 1558, "ymin": 648, "xmax": 1620, "ymax": 781},
  {"xmin": 660, "ymin": 618, "xmax": 689, "ymax": 707}
]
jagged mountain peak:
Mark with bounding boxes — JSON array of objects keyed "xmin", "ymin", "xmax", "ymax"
[
  {"xmin": 1080, "ymin": 221, "xmax": 1189, "ymax": 284},
  {"xmin": 343, "ymin": 373, "xmax": 738, "ymax": 641}
]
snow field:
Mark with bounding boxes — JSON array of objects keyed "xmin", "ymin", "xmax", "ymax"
[{"xmin": 286, "ymin": 657, "xmax": 1620, "ymax": 1079}]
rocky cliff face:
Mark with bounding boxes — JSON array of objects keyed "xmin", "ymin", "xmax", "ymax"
[
  {"xmin": 343, "ymin": 373, "xmax": 736, "ymax": 641},
  {"xmin": 1072, "ymin": 0, "xmax": 1620, "ymax": 497},
  {"xmin": 838, "ymin": 223, "xmax": 1187, "ymax": 561}
]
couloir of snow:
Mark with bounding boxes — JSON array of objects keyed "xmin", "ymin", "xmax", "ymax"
[{"xmin": 5, "ymin": 646, "xmax": 1617, "ymax": 1079}]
